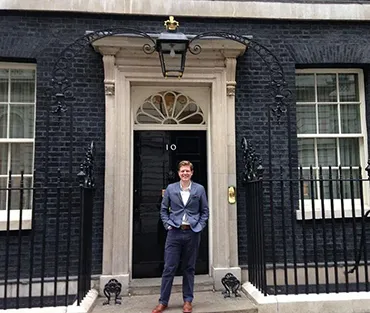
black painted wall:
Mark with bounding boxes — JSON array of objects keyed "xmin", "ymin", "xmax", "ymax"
[{"xmin": 0, "ymin": 11, "xmax": 370, "ymax": 278}]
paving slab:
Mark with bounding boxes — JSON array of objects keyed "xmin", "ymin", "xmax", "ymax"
[{"xmin": 91, "ymin": 291, "xmax": 258, "ymax": 313}]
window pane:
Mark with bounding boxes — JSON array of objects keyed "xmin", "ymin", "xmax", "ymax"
[
  {"xmin": 10, "ymin": 69, "xmax": 35, "ymax": 103},
  {"xmin": 0, "ymin": 143, "xmax": 8, "ymax": 174},
  {"xmin": 339, "ymin": 74, "xmax": 359, "ymax": 102},
  {"xmin": 299, "ymin": 169, "xmax": 317, "ymax": 199},
  {"xmin": 9, "ymin": 104, "xmax": 34, "ymax": 138},
  {"xmin": 10, "ymin": 176, "xmax": 32, "ymax": 210},
  {"xmin": 0, "ymin": 103, "xmax": 7, "ymax": 137},
  {"xmin": 298, "ymin": 139, "xmax": 315, "ymax": 167},
  {"xmin": 317, "ymin": 74, "xmax": 337, "ymax": 102},
  {"xmin": 0, "ymin": 178, "xmax": 6, "ymax": 210},
  {"xmin": 317, "ymin": 139, "xmax": 337, "ymax": 166},
  {"xmin": 321, "ymin": 169, "xmax": 339, "ymax": 199},
  {"xmin": 11, "ymin": 143, "xmax": 33, "ymax": 174},
  {"xmin": 318, "ymin": 104, "xmax": 338, "ymax": 133},
  {"xmin": 296, "ymin": 74, "xmax": 315, "ymax": 102},
  {"xmin": 339, "ymin": 169, "xmax": 360, "ymax": 198},
  {"xmin": 0, "ymin": 69, "xmax": 8, "ymax": 102},
  {"xmin": 341, "ymin": 104, "xmax": 360, "ymax": 133},
  {"xmin": 297, "ymin": 104, "xmax": 316, "ymax": 134},
  {"xmin": 339, "ymin": 138, "xmax": 360, "ymax": 166}
]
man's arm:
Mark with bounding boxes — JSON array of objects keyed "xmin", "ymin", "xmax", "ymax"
[
  {"xmin": 198, "ymin": 186, "xmax": 209, "ymax": 230},
  {"xmin": 160, "ymin": 187, "xmax": 172, "ymax": 230}
]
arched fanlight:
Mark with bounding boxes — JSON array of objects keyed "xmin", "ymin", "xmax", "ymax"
[{"xmin": 155, "ymin": 16, "xmax": 189, "ymax": 79}]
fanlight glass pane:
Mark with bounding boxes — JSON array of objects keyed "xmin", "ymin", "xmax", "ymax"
[
  {"xmin": 136, "ymin": 91, "xmax": 205, "ymax": 125},
  {"xmin": 10, "ymin": 69, "xmax": 35, "ymax": 103},
  {"xmin": 9, "ymin": 105, "xmax": 34, "ymax": 138},
  {"xmin": 0, "ymin": 69, "xmax": 8, "ymax": 102}
]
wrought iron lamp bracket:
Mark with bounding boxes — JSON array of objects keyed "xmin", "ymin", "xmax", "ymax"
[
  {"xmin": 242, "ymin": 137, "xmax": 264, "ymax": 183},
  {"xmin": 51, "ymin": 28, "xmax": 157, "ymax": 117},
  {"xmin": 77, "ymin": 141, "xmax": 96, "ymax": 188}
]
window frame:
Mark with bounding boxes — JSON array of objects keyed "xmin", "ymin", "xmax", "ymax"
[
  {"xmin": 0, "ymin": 62, "xmax": 36, "ymax": 230},
  {"xmin": 296, "ymin": 68, "xmax": 369, "ymax": 220}
]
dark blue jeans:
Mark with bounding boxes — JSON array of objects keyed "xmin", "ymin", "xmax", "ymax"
[{"xmin": 159, "ymin": 228, "xmax": 201, "ymax": 305}]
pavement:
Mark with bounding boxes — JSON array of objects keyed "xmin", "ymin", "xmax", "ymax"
[{"xmin": 91, "ymin": 290, "xmax": 258, "ymax": 313}]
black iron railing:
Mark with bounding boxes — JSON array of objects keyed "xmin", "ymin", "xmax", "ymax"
[
  {"xmin": 244, "ymin": 159, "xmax": 370, "ymax": 295},
  {"xmin": 0, "ymin": 143, "xmax": 95, "ymax": 310}
]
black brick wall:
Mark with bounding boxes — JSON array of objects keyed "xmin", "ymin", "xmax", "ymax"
[
  {"xmin": 211, "ymin": 0, "xmax": 370, "ymax": 3},
  {"xmin": 0, "ymin": 11, "xmax": 370, "ymax": 278}
]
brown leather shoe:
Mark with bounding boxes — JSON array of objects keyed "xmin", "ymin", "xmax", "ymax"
[
  {"xmin": 152, "ymin": 303, "xmax": 167, "ymax": 313},
  {"xmin": 183, "ymin": 301, "xmax": 192, "ymax": 313}
]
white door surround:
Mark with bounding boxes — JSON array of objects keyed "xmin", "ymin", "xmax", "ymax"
[{"xmin": 92, "ymin": 36, "xmax": 246, "ymax": 295}]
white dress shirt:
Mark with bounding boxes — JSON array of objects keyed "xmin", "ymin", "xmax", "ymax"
[{"xmin": 180, "ymin": 181, "xmax": 191, "ymax": 225}]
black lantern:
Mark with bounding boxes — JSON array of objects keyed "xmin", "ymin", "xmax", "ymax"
[{"xmin": 155, "ymin": 16, "xmax": 189, "ymax": 78}]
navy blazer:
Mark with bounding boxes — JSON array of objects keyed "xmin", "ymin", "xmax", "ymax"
[{"xmin": 160, "ymin": 181, "xmax": 209, "ymax": 233}]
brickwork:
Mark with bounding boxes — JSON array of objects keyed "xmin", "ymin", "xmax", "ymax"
[
  {"xmin": 214, "ymin": 0, "xmax": 370, "ymax": 3},
  {"xmin": 0, "ymin": 11, "xmax": 370, "ymax": 278}
]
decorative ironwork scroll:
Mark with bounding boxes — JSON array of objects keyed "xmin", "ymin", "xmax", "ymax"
[
  {"xmin": 221, "ymin": 273, "xmax": 241, "ymax": 298},
  {"xmin": 103, "ymin": 279, "xmax": 122, "ymax": 305},
  {"xmin": 346, "ymin": 159, "xmax": 370, "ymax": 274},
  {"xmin": 77, "ymin": 141, "xmax": 95, "ymax": 188},
  {"xmin": 242, "ymin": 137, "xmax": 264, "ymax": 182},
  {"xmin": 189, "ymin": 32, "xmax": 291, "ymax": 123},
  {"xmin": 51, "ymin": 28, "xmax": 156, "ymax": 116}
]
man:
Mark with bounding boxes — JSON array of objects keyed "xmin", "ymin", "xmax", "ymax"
[{"xmin": 152, "ymin": 160, "xmax": 209, "ymax": 313}]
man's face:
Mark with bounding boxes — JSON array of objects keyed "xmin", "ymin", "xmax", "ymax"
[{"xmin": 178, "ymin": 165, "xmax": 193, "ymax": 183}]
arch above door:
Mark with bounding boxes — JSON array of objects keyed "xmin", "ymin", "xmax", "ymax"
[{"xmin": 92, "ymin": 36, "xmax": 246, "ymax": 295}]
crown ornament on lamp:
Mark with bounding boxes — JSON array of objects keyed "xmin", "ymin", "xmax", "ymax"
[{"xmin": 155, "ymin": 16, "xmax": 189, "ymax": 78}]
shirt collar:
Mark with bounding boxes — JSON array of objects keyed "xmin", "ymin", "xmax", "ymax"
[{"xmin": 180, "ymin": 181, "xmax": 192, "ymax": 191}]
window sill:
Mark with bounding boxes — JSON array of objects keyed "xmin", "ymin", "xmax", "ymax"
[
  {"xmin": 297, "ymin": 199, "xmax": 370, "ymax": 220},
  {"xmin": 0, "ymin": 210, "xmax": 32, "ymax": 231}
]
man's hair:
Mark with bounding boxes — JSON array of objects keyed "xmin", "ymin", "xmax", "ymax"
[{"xmin": 178, "ymin": 160, "xmax": 194, "ymax": 171}]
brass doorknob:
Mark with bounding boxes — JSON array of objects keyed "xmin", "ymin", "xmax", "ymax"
[{"xmin": 228, "ymin": 186, "xmax": 236, "ymax": 204}]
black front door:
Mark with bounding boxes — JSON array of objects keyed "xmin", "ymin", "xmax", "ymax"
[{"xmin": 133, "ymin": 130, "xmax": 208, "ymax": 278}]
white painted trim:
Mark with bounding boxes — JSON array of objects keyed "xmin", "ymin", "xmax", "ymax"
[
  {"xmin": 3, "ymin": 289, "xmax": 99, "ymax": 313},
  {"xmin": 296, "ymin": 199, "xmax": 370, "ymax": 220},
  {"xmin": 2, "ymin": 0, "xmax": 370, "ymax": 21},
  {"xmin": 243, "ymin": 282, "xmax": 370, "ymax": 313},
  {"xmin": 95, "ymin": 35, "xmax": 245, "ymax": 292},
  {"xmin": 296, "ymin": 68, "xmax": 369, "ymax": 220},
  {"xmin": 0, "ymin": 209, "xmax": 32, "ymax": 230}
]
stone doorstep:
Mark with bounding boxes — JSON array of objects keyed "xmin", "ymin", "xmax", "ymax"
[
  {"xmin": 91, "ymin": 290, "xmax": 258, "ymax": 313},
  {"xmin": 129, "ymin": 275, "xmax": 214, "ymax": 296}
]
